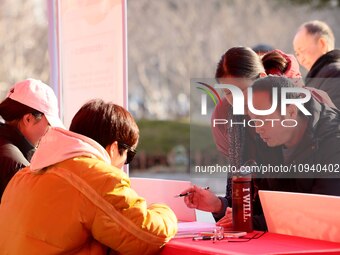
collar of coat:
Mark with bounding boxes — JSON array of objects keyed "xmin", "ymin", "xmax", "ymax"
[
  {"xmin": 0, "ymin": 123, "xmax": 35, "ymax": 161},
  {"xmin": 306, "ymin": 49, "xmax": 340, "ymax": 79}
]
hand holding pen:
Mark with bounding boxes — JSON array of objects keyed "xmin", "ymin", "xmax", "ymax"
[
  {"xmin": 174, "ymin": 186, "xmax": 210, "ymax": 197},
  {"xmin": 180, "ymin": 185, "xmax": 223, "ymax": 213}
]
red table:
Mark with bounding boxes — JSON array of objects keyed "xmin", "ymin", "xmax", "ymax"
[{"xmin": 160, "ymin": 232, "xmax": 340, "ymax": 255}]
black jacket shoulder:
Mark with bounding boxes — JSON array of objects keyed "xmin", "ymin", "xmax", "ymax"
[
  {"xmin": 0, "ymin": 124, "xmax": 34, "ymax": 198},
  {"xmin": 307, "ymin": 49, "xmax": 340, "ymax": 79},
  {"xmin": 305, "ymin": 49, "xmax": 340, "ymax": 109}
]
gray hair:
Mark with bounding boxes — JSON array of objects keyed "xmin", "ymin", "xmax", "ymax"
[{"xmin": 301, "ymin": 20, "xmax": 335, "ymax": 51}]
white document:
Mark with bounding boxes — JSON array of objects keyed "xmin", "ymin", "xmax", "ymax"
[
  {"xmin": 130, "ymin": 177, "xmax": 196, "ymax": 222},
  {"xmin": 175, "ymin": 222, "xmax": 217, "ymax": 238}
]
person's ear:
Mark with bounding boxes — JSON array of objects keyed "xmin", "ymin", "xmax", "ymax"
[
  {"xmin": 106, "ymin": 141, "xmax": 119, "ymax": 159},
  {"xmin": 286, "ymin": 104, "xmax": 298, "ymax": 119},
  {"xmin": 318, "ymin": 37, "xmax": 328, "ymax": 54},
  {"xmin": 22, "ymin": 113, "xmax": 33, "ymax": 127},
  {"xmin": 259, "ymin": 72, "xmax": 267, "ymax": 78}
]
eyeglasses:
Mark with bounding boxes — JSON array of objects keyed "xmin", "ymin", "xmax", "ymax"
[{"xmin": 118, "ymin": 143, "xmax": 137, "ymax": 165}]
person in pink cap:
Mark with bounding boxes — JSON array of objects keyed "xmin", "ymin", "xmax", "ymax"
[{"xmin": 0, "ymin": 78, "xmax": 63, "ymax": 199}]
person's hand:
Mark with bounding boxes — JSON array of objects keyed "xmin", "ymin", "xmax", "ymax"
[
  {"xmin": 182, "ymin": 185, "xmax": 222, "ymax": 213},
  {"xmin": 216, "ymin": 207, "xmax": 233, "ymax": 229}
]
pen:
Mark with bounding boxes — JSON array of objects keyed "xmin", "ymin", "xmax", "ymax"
[
  {"xmin": 192, "ymin": 236, "xmax": 212, "ymax": 241},
  {"xmin": 199, "ymin": 231, "xmax": 247, "ymax": 238},
  {"xmin": 174, "ymin": 186, "xmax": 209, "ymax": 198}
]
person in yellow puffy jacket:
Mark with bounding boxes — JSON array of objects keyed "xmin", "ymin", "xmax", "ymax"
[{"xmin": 0, "ymin": 99, "xmax": 177, "ymax": 255}]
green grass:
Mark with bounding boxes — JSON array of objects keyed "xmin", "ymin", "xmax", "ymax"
[{"xmin": 136, "ymin": 119, "xmax": 216, "ymax": 155}]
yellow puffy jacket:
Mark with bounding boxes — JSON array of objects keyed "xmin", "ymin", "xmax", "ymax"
[{"xmin": 0, "ymin": 128, "xmax": 177, "ymax": 254}]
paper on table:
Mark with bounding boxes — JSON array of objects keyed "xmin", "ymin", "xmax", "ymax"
[
  {"xmin": 175, "ymin": 222, "xmax": 217, "ymax": 238},
  {"xmin": 130, "ymin": 177, "xmax": 196, "ymax": 222}
]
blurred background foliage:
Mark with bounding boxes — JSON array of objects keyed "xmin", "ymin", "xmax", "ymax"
[
  {"xmin": 286, "ymin": 0, "xmax": 340, "ymax": 8},
  {"xmin": 136, "ymin": 120, "xmax": 190, "ymax": 155}
]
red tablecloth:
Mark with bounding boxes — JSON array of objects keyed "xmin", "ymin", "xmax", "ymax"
[{"xmin": 160, "ymin": 232, "xmax": 340, "ymax": 255}]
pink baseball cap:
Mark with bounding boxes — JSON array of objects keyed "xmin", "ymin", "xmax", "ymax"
[{"xmin": 7, "ymin": 79, "xmax": 64, "ymax": 128}]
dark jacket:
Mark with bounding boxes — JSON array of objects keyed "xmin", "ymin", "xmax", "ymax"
[
  {"xmin": 215, "ymin": 98, "xmax": 340, "ymax": 230},
  {"xmin": 253, "ymin": 97, "xmax": 340, "ymax": 230},
  {"xmin": 0, "ymin": 124, "xmax": 35, "ymax": 198},
  {"xmin": 305, "ymin": 49, "xmax": 340, "ymax": 109}
]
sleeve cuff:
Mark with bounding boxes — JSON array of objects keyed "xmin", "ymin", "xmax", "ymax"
[{"xmin": 212, "ymin": 197, "xmax": 228, "ymax": 222}]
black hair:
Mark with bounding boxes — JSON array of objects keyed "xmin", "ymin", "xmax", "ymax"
[
  {"xmin": 0, "ymin": 97, "xmax": 43, "ymax": 122},
  {"xmin": 251, "ymin": 76, "xmax": 306, "ymax": 115},
  {"xmin": 252, "ymin": 44, "xmax": 274, "ymax": 55},
  {"xmin": 215, "ymin": 47, "xmax": 265, "ymax": 80},
  {"xmin": 261, "ymin": 51, "xmax": 288, "ymax": 75}
]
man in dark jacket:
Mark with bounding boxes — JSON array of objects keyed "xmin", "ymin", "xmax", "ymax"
[
  {"xmin": 293, "ymin": 20, "xmax": 340, "ymax": 108},
  {"xmin": 248, "ymin": 76, "xmax": 340, "ymax": 229},
  {"xmin": 183, "ymin": 76, "xmax": 340, "ymax": 230},
  {"xmin": 0, "ymin": 79, "xmax": 64, "ymax": 198}
]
